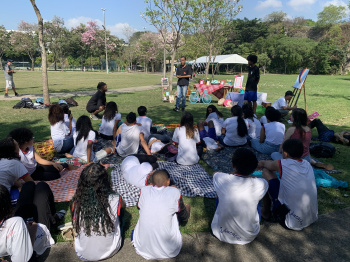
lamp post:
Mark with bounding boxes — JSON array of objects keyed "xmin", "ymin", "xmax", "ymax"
[{"xmin": 101, "ymin": 8, "xmax": 109, "ymax": 74}]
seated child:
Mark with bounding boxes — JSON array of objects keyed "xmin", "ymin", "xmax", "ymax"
[
  {"xmin": 259, "ymin": 139, "xmax": 318, "ymax": 230},
  {"xmin": 197, "ymin": 121, "xmax": 224, "ymax": 151},
  {"xmin": 132, "ymin": 170, "xmax": 190, "ymax": 260},
  {"xmin": 72, "ymin": 116, "xmax": 112, "ymax": 163},
  {"xmin": 242, "ymin": 104, "xmax": 262, "ymax": 140},
  {"xmin": 251, "ymin": 109, "xmax": 285, "ymax": 155},
  {"xmin": 114, "ymin": 112, "xmax": 151, "ymax": 157},
  {"xmin": 121, "ymin": 155, "xmax": 158, "ymax": 188},
  {"xmin": 9, "ymin": 128, "xmax": 76, "ymax": 181},
  {"xmin": 73, "ymin": 163, "xmax": 125, "ymax": 261},
  {"xmin": 62, "ymin": 103, "xmax": 77, "ymax": 136},
  {"xmin": 172, "ymin": 112, "xmax": 201, "ymax": 165},
  {"xmin": 136, "ymin": 106, "xmax": 153, "ymax": 142},
  {"xmin": 205, "ymin": 105, "xmax": 225, "ymax": 137},
  {"xmin": 211, "ymin": 148, "xmax": 268, "ymax": 245},
  {"xmin": 220, "ymin": 105, "xmax": 248, "ymax": 147},
  {"xmin": 260, "ymin": 106, "xmax": 274, "ymax": 125},
  {"xmin": 99, "ymin": 101, "xmax": 121, "ymax": 140}
]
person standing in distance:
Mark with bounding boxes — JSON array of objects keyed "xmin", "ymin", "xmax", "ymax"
[
  {"xmin": 4, "ymin": 59, "xmax": 19, "ymax": 98},
  {"xmin": 173, "ymin": 56, "xmax": 192, "ymax": 112},
  {"xmin": 244, "ymin": 55, "xmax": 260, "ymax": 114},
  {"xmin": 86, "ymin": 82, "xmax": 108, "ymax": 120}
]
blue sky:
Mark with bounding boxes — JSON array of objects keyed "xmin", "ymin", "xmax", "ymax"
[{"xmin": 0, "ymin": 0, "xmax": 348, "ymax": 40}]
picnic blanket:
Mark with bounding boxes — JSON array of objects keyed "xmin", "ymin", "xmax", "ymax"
[
  {"xmin": 110, "ymin": 162, "xmax": 216, "ymax": 207},
  {"xmin": 194, "ymin": 84, "xmax": 226, "ymax": 99},
  {"xmin": 47, "ymin": 164, "xmax": 110, "ymax": 203},
  {"xmin": 250, "ymin": 169, "xmax": 348, "ymax": 189},
  {"xmin": 34, "ymin": 140, "xmax": 56, "ymax": 161}
]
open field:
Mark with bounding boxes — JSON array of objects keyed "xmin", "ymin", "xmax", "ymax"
[{"xmin": 0, "ymin": 71, "xmax": 349, "ymax": 241}]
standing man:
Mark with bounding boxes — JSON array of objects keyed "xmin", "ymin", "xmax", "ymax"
[
  {"xmin": 4, "ymin": 59, "xmax": 19, "ymax": 98},
  {"xmin": 86, "ymin": 82, "xmax": 107, "ymax": 120},
  {"xmin": 244, "ymin": 55, "xmax": 260, "ymax": 114},
  {"xmin": 173, "ymin": 56, "xmax": 192, "ymax": 112}
]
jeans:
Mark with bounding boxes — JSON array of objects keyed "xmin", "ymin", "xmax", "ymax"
[
  {"xmin": 251, "ymin": 139, "xmax": 280, "ymax": 155},
  {"xmin": 175, "ymin": 85, "xmax": 188, "ymax": 108},
  {"xmin": 59, "ymin": 137, "xmax": 74, "ymax": 154}
]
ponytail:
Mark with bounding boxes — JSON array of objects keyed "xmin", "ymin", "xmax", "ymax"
[{"xmin": 231, "ymin": 105, "xmax": 248, "ymax": 137}]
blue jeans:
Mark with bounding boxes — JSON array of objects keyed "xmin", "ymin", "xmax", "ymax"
[
  {"xmin": 176, "ymin": 85, "xmax": 188, "ymax": 108},
  {"xmin": 59, "ymin": 137, "xmax": 74, "ymax": 154},
  {"xmin": 251, "ymin": 139, "xmax": 280, "ymax": 155}
]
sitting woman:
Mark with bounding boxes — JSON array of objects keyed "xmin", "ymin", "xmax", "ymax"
[
  {"xmin": 72, "ymin": 163, "xmax": 125, "ymax": 261},
  {"xmin": 205, "ymin": 105, "xmax": 225, "ymax": 137},
  {"xmin": 9, "ymin": 128, "xmax": 76, "ymax": 181},
  {"xmin": 172, "ymin": 112, "xmax": 201, "ymax": 165},
  {"xmin": 271, "ymin": 108, "xmax": 312, "ymax": 162},
  {"xmin": 251, "ymin": 108, "xmax": 285, "ymax": 155},
  {"xmin": 220, "ymin": 105, "xmax": 248, "ymax": 147},
  {"xmin": 99, "ymin": 101, "xmax": 122, "ymax": 140},
  {"xmin": 72, "ymin": 116, "xmax": 112, "ymax": 164},
  {"xmin": 49, "ymin": 104, "xmax": 74, "ymax": 154},
  {"xmin": 242, "ymin": 104, "xmax": 262, "ymax": 140},
  {"xmin": 114, "ymin": 112, "xmax": 151, "ymax": 157}
]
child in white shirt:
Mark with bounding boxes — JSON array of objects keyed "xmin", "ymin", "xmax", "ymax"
[
  {"xmin": 260, "ymin": 106, "xmax": 274, "ymax": 125},
  {"xmin": 136, "ymin": 106, "xmax": 153, "ymax": 142},
  {"xmin": 258, "ymin": 139, "xmax": 318, "ymax": 230},
  {"xmin": 99, "ymin": 101, "xmax": 121, "ymax": 140},
  {"xmin": 211, "ymin": 148, "xmax": 268, "ymax": 245},
  {"xmin": 205, "ymin": 105, "xmax": 225, "ymax": 137},
  {"xmin": 72, "ymin": 116, "xmax": 112, "ymax": 163},
  {"xmin": 132, "ymin": 170, "xmax": 190, "ymax": 260},
  {"xmin": 197, "ymin": 121, "xmax": 223, "ymax": 151},
  {"xmin": 172, "ymin": 112, "xmax": 201, "ymax": 165},
  {"xmin": 242, "ymin": 104, "xmax": 262, "ymax": 140}
]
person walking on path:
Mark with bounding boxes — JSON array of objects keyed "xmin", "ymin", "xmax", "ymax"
[
  {"xmin": 4, "ymin": 59, "xmax": 19, "ymax": 98},
  {"xmin": 173, "ymin": 56, "xmax": 192, "ymax": 112}
]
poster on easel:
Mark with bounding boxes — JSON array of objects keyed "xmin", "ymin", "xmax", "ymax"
[
  {"xmin": 234, "ymin": 75, "xmax": 244, "ymax": 89},
  {"xmin": 293, "ymin": 69, "xmax": 309, "ymax": 89},
  {"xmin": 161, "ymin": 78, "xmax": 169, "ymax": 87}
]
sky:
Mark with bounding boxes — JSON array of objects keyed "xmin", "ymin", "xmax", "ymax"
[{"xmin": 0, "ymin": 0, "xmax": 349, "ymax": 40}]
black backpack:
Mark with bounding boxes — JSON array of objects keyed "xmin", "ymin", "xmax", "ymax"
[
  {"xmin": 13, "ymin": 101, "xmax": 26, "ymax": 109},
  {"xmin": 13, "ymin": 98, "xmax": 34, "ymax": 109},
  {"xmin": 309, "ymin": 142, "xmax": 336, "ymax": 158}
]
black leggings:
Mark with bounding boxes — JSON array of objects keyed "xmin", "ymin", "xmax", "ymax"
[
  {"xmin": 14, "ymin": 181, "xmax": 56, "ymax": 231},
  {"xmin": 309, "ymin": 119, "xmax": 330, "ymax": 135},
  {"xmin": 132, "ymin": 154, "xmax": 159, "ymax": 170},
  {"xmin": 99, "ymin": 133, "xmax": 114, "ymax": 140},
  {"xmin": 31, "ymin": 163, "xmax": 68, "ymax": 181}
]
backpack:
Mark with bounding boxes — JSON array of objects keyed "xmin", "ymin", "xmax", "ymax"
[
  {"xmin": 21, "ymin": 98, "xmax": 34, "ymax": 108},
  {"xmin": 13, "ymin": 101, "xmax": 26, "ymax": 109},
  {"xmin": 309, "ymin": 142, "xmax": 336, "ymax": 158},
  {"xmin": 35, "ymin": 97, "xmax": 44, "ymax": 104},
  {"xmin": 65, "ymin": 98, "xmax": 78, "ymax": 107}
]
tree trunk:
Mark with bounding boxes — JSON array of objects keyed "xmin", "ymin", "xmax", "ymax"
[
  {"xmin": 54, "ymin": 59, "xmax": 57, "ymax": 71},
  {"xmin": 205, "ymin": 44, "xmax": 213, "ymax": 79},
  {"xmin": 100, "ymin": 56, "xmax": 103, "ymax": 72},
  {"xmin": 60, "ymin": 59, "xmax": 64, "ymax": 72},
  {"xmin": 263, "ymin": 66, "xmax": 266, "ymax": 75},
  {"xmin": 31, "ymin": 58, "xmax": 35, "ymax": 71},
  {"xmin": 30, "ymin": 0, "xmax": 50, "ymax": 104},
  {"xmin": 90, "ymin": 54, "xmax": 92, "ymax": 71},
  {"xmin": 168, "ymin": 50, "xmax": 177, "ymax": 92}
]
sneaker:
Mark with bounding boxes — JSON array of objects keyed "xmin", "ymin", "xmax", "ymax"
[
  {"xmin": 15, "ymin": 92, "xmax": 19, "ymax": 97},
  {"xmin": 173, "ymin": 107, "xmax": 180, "ymax": 112},
  {"xmin": 4, "ymin": 93, "xmax": 9, "ymax": 98},
  {"xmin": 90, "ymin": 114, "xmax": 99, "ymax": 120}
]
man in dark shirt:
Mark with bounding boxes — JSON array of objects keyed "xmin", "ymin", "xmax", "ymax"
[
  {"xmin": 86, "ymin": 82, "xmax": 107, "ymax": 120},
  {"xmin": 173, "ymin": 56, "xmax": 193, "ymax": 112},
  {"xmin": 244, "ymin": 55, "xmax": 260, "ymax": 114}
]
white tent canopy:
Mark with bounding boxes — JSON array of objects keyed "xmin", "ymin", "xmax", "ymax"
[{"xmin": 189, "ymin": 54, "xmax": 248, "ymax": 65}]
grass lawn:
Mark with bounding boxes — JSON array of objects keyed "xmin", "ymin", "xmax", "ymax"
[{"xmin": 0, "ymin": 71, "xmax": 349, "ymax": 241}]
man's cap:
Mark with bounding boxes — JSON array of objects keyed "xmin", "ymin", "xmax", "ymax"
[
  {"xmin": 285, "ymin": 91, "xmax": 295, "ymax": 97},
  {"xmin": 6, "ymin": 59, "xmax": 13, "ymax": 63}
]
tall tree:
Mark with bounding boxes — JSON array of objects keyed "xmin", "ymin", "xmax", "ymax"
[
  {"xmin": 317, "ymin": 4, "xmax": 347, "ymax": 25},
  {"xmin": 258, "ymin": 53, "xmax": 271, "ymax": 75},
  {"xmin": 29, "ymin": 0, "xmax": 50, "ymax": 104},
  {"xmin": 0, "ymin": 26, "xmax": 10, "ymax": 64}
]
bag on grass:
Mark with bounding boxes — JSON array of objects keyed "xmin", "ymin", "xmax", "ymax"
[
  {"xmin": 20, "ymin": 98, "xmax": 34, "ymax": 108},
  {"xmin": 65, "ymin": 98, "xmax": 79, "ymax": 107},
  {"xmin": 13, "ymin": 101, "xmax": 26, "ymax": 109},
  {"xmin": 218, "ymin": 98, "xmax": 225, "ymax": 106},
  {"xmin": 309, "ymin": 142, "xmax": 336, "ymax": 158},
  {"xmin": 35, "ymin": 97, "xmax": 44, "ymax": 104}
]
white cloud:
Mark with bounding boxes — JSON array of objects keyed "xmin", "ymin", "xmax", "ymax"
[
  {"xmin": 323, "ymin": 0, "xmax": 348, "ymax": 7},
  {"xmin": 256, "ymin": 0, "xmax": 282, "ymax": 9},
  {"xmin": 287, "ymin": 0, "xmax": 316, "ymax": 10}
]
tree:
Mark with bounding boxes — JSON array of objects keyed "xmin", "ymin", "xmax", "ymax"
[
  {"xmin": 264, "ymin": 11, "xmax": 287, "ymax": 23},
  {"xmin": 29, "ymin": 0, "xmax": 50, "ymax": 104},
  {"xmin": 122, "ymin": 25, "xmax": 138, "ymax": 71},
  {"xmin": 143, "ymin": 0, "xmax": 196, "ymax": 90},
  {"xmin": 10, "ymin": 21, "xmax": 38, "ymax": 71},
  {"xmin": 317, "ymin": 4, "xmax": 347, "ymax": 25},
  {"xmin": 135, "ymin": 32, "xmax": 163, "ymax": 72},
  {"xmin": 0, "ymin": 26, "xmax": 10, "ymax": 64},
  {"xmin": 258, "ymin": 53, "xmax": 271, "ymax": 75},
  {"xmin": 70, "ymin": 24, "xmax": 88, "ymax": 70}
]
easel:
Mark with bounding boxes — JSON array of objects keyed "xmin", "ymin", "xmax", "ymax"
[{"xmin": 289, "ymin": 69, "xmax": 309, "ymax": 112}]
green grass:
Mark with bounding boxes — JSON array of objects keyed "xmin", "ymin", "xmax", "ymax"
[{"xmin": 1, "ymin": 71, "xmax": 349, "ymax": 241}]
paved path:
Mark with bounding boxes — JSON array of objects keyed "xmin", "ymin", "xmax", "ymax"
[
  {"xmin": 0, "ymin": 85, "xmax": 162, "ymax": 101},
  {"xmin": 47, "ymin": 207, "xmax": 350, "ymax": 262}
]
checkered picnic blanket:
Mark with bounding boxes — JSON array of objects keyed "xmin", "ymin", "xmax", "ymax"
[
  {"xmin": 110, "ymin": 162, "xmax": 216, "ymax": 207},
  {"xmin": 194, "ymin": 84, "xmax": 230, "ymax": 99}
]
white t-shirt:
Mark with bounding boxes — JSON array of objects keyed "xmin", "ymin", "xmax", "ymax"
[
  {"xmin": 222, "ymin": 117, "xmax": 248, "ymax": 146},
  {"xmin": 73, "ymin": 130, "xmax": 96, "ymax": 162},
  {"xmin": 64, "ymin": 114, "xmax": 77, "ymax": 137},
  {"xmin": 33, "ymin": 223, "xmax": 55, "ymax": 255},
  {"xmin": 50, "ymin": 121, "xmax": 71, "ymax": 152},
  {"xmin": 211, "ymin": 173, "xmax": 268, "ymax": 245},
  {"xmin": 246, "ymin": 118, "xmax": 262, "ymax": 140},
  {"xmin": 99, "ymin": 113, "xmax": 122, "ymax": 137},
  {"xmin": 0, "ymin": 159, "xmax": 29, "ymax": 192},
  {"xmin": 136, "ymin": 116, "xmax": 153, "ymax": 141},
  {"xmin": 19, "ymin": 147, "xmax": 37, "ymax": 175},
  {"xmin": 133, "ymin": 186, "xmax": 182, "ymax": 260},
  {"xmin": 260, "ymin": 115, "xmax": 268, "ymax": 125},
  {"xmin": 121, "ymin": 156, "xmax": 153, "ymax": 188},
  {"xmin": 264, "ymin": 122, "xmax": 285, "ymax": 145},
  {"xmin": 75, "ymin": 194, "xmax": 122, "ymax": 261},
  {"xmin": 272, "ymin": 97, "xmax": 287, "ymax": 110},
  {"xmin": 206, "ymin": 112, "xmax": 224, "ymax": 137},
  {"xmin": 116, "ymin": 124, "xmax": 144, "ymax": 157},
  {"xmin": 279, "ymin": 159, "xmax": 318, "ymax": 230},
  {"xmin": 203, "ymin": 137, "xmax": 219, "ymax": 150},
  {"xmin": 149, "ymin": 137, "xmax": 165, "ymax": 154},
  {"xmin": 172, "ymin": 126, "xmax": 200, "ymax": 165}
]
